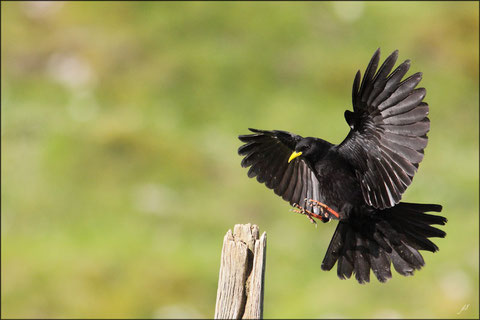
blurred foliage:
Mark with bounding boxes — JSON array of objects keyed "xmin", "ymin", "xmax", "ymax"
[{"xmin": 1, "ymin": 1, "xmax": 478, "ymax": 319}]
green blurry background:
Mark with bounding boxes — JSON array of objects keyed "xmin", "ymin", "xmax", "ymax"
[{"xmin": 2, "ymin": 1, "xmax": 478, "ymax": 319}]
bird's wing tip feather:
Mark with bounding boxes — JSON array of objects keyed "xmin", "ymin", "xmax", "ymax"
[{"xmin": 388, "ymin": 49, "xmax": 399, "ymax": 61}]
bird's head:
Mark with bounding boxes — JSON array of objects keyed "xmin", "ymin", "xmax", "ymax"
[{"xmin": 288, "ymin": 137, "xmax": 331, "ymax": 163}]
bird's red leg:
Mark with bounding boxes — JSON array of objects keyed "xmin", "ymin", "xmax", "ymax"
[
  {"xmin": 291, "ymin": 203, "xmax": 331, "ymax": 224},
  {"xmin": 291, "ymin": 203, "xmax": 322, "ymax": 225},
  {"xmin": 307, "ymin": 199, "xmax": 340, "ymax": 219}
]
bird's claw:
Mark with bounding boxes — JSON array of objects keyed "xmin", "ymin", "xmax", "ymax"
[
  {"xmin": 306, "ymin": 199, "xmax": 340, "ymax": 219},
  {"xmin": 291, "ymin": 199, "xmax": 339, "ymax": 225},
  {"xmin": 291, "ymin": 203, "xmax": 321, "ymax": 226}
]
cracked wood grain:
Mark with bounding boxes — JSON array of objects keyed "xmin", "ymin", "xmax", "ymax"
[{"xmin": 214, "ymin": 224, "xmax": 267, "ymax": 319}]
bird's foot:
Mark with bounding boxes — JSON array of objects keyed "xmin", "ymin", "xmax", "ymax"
[
  {"xmin": 291, "ymin": 203, "xmax": 326, "ymax": 226},
  {"xmin": 306, "ymin": 199, "xmax": 340, "ymax": 219}
]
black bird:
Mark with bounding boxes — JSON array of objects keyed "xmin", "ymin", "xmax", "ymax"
[{"xmin": 238, "ymin": 49, "xmax": 447, "ymax": 283}]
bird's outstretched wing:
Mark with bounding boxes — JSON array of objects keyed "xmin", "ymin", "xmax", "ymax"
[
  {"xmin": 337, "ymin": 49, "xmax": 430, "ymax": 209},
  {"xmin": 238, "ymin": 128, "xmax": 324, "ymax": 216}
]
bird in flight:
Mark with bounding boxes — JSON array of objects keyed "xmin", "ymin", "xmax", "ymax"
[{"xmin": 238, "ymin": 49, "xmax": 446, "ymax": 283}]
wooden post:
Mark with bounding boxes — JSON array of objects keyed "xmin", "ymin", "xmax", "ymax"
[{"xmin": 214, "ymin": 224, "xmax": 267, "ymax": 319}]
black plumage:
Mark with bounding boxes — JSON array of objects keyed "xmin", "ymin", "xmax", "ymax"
[{"xmin": 238, "ymin": 49, "xmax": 447, "ymax": 284}]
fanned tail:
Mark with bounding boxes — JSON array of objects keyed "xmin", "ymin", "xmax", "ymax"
[{"xmin": 321, "ymin": 202, "xmax": 446, "ymax": 283}]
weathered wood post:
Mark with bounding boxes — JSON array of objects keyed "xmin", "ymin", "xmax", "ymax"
[{"xmin": 214, "ymin": 224, "xmax": 267, "ymax": 319}]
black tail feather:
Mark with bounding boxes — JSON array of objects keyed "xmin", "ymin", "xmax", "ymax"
[
  {"xmin": 322, "ymin": 222, "xmax": 347, "ymax": 270},
  {"xmin": 368, "ymin": 240, "xmax": 392, "ymax": 282},
  {"xmin": 353, "ymin": 234, "xmax": 370, "ymax": 283},
  {"xmin": 321, "ymin": 202, "xmax": 446, "ymax": 283},
  {"xmin": 336, "ymin": 228, "xmax": 355, "ymax": 280}
]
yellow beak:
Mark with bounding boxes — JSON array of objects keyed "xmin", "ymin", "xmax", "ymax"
[{"xmin": 288, "ymin": 151, "xmax": 302, "ymax": 163}]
